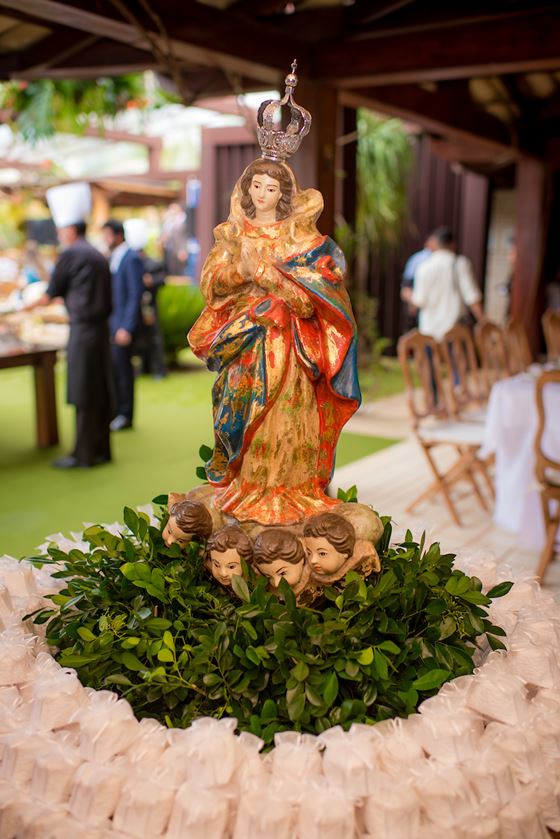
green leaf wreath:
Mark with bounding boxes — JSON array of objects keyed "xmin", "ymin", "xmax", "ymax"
[{"xmin": 26, "ymin": 502, "xmax": 511, "ymax": 746}]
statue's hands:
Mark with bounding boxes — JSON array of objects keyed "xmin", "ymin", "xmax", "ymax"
[{"xmin": 240, "ymin": 241, "xmax": 261, "ymax": 281}]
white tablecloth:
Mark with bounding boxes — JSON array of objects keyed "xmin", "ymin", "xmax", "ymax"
[{"xmin": 481, "ymin": 372, "xmax": 560, "ymax": 550}]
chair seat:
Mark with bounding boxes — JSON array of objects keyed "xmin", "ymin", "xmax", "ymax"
[
  {"xmin": 460, "ymin": 407, "xmax": 487, "ymax": 424},
  {"xmin": 418, "ymin": 420, "xmax": 486, "ymax": 447}
]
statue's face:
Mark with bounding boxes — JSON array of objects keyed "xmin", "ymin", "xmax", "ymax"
[
  {"xmin": 249, "ymin": 174, "xmax": 281, "ymax": 215},
  {"xmin": 209, "ymin": 547, "xmax": 243, "ymax": 586},
  {"xmin": 258, "ymin": 557, "xmax": 304, "ymax": 589},
  {"xmin": 304, "ymin": 536, "xmax": 347, "ymax": 575},
  {"xmin": 163, "ymin": 516, "xmax": 192, "ymax": 548}
]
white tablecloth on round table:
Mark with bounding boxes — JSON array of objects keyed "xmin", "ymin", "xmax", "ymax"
[{"xmin": 480, "ymin": 372, "xmax": 560, "ymax": 550}]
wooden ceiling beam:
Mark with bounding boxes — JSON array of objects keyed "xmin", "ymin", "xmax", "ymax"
[
  {"xmin": 341, "ymin": 82, "xmax": 518, "ymax": 157},
  {"xmin": 0, "ymin": 0, "xmax": 289, "ymax": 83},
  {"xmin": 317, "ymin": 9, "xmax": 560, "ymax": 86}
]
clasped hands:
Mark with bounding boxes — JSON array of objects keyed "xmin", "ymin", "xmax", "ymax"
[{"xmin": 239, "ymin": 241, "xmax": 313, "ymax": 318}]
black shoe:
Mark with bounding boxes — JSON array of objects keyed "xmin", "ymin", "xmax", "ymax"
[
  {"xmin": 93, "ymin": 455, "xmax": 112, "ymax": 466},
  {"xmin": 52, "ymin": 455, "xmax": 84, "ymax": 469},
  {"xmin": 110, "ymin": 415, "xmax": 132, "ymax": 432}
]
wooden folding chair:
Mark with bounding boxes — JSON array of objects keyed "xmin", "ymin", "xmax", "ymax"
[
  {"xmin": 542, "ymin": 309, "xmax": 560, "ymax": 362},
  {"xmin": 504, "ymin": 318, "xmax": 532, "ymax": 374},
  {"xmin": 475, "ymin": 321, "xmax": 509, "ymax": 390},
  {"xmin": 440, "ymin": 324, "xmax": 487, "ymax": 421},
  {"xmin": 534, "ymin": 370, "xmax": 560, "ymax": 582},
  {"xmin": 398, "ymin": 330, "xmax": 493, "ymax": 527}
]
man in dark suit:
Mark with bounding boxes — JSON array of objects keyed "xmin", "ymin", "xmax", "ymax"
[
  {"xmin": 102, "ymin": 219, "xmax": 144, "ymax": 431},
  {"xmin": 30, "ymin": 183, "xmax": 113, "ymax": 468}
]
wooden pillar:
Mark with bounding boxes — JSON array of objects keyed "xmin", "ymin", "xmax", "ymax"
[
  {"xmin": 512, "ymin": 157, "xmax": 549, "ymax": 355},
  {"xmin": 289, "ymin": 81, "xmax": 338, "ymax": 237},
  {"xmin": 339, "ymin": 106, "xmax": 357, "ymax": 228}
]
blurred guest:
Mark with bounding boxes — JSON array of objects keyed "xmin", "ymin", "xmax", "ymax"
[
  {"xmin": 102, "ymin": 219, "xmax": 144, "ymax": 432},
  {"xmin": 400, "ymin": 234, "xmax": 436, "ymax": 328},
  {"xmin": 29, "ymin": 183, "xmax": 112, "ymax": 468},
  {"xmin": 19, "ymin": 240, "xmax": 48, "ymax": 285},
  {"xmin": 401, "ymin": 227, "xmax": 483, "ymax": 341},
  {"xmin": 161, "ymin": 202, "xmax": 188, "ymax": 275},
  {"xmin": 124, "ymin": 219, "xmax": 166, "ymax": 379}
]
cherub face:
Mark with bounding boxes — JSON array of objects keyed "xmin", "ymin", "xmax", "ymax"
[
  {"xmin": 304, "ymin": 536, "xmax": 347, "ymax": 575},
  {"xmin": 258, "ymin": 557, "xmax": 304, "ymax": 589},
  {"xmin": 249, "ymin": 174, "xmax": 281, "ymax": 215},
  {"xmin": 163, "ymin": 516, "xmax": 192, "ymax": 548},
  {"xmin": 209, "ymin": 547, "xmax": 243, "ymax": 587}
]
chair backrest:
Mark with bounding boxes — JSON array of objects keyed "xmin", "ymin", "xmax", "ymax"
[
  {"xmin": 397, "ymin": 329, "xmax": 451, "ymax": 427},
  {"xmin": 504, "ymin": 318, "xmax": 532, "ymax": 374},
  {"xmin": 534, "ymin": 370, "xmax": 560, "ymax": 483},
  {"xmin": 542, "ymin": 309, "xmax": 560, "ymax": 362},
  {"xmin": 440, "ymin": 324, "xmax": 487, "ymax": 412},
  {"xmin": 475, "ymin": 321, "xmax": 509, "ymax": 389}
]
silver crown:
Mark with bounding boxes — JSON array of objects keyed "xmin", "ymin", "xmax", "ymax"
[{"xmin": 257, "ymin": 60, "xmax": 311, "ymax": 163}]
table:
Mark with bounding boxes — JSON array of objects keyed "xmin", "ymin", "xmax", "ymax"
[
  {"xmin": 0, "ymin": 346, "xmax": 59, "ymax": 448},
  {"xmin": 480, "ymin": 371, "xmax": 560, "ymax": 550}
]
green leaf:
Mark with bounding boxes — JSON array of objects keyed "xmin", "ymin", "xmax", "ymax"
[
  {"xmin": 123, "ymin": 506, "xmax": 139, "ymax": 535},
  {"xmin": 195, "ymin": 466, "xmax": 207, "ymax": 481},
  {"xmin": 105, "ymin": 674, "xmax": 132, "ymax": 686},
  {"xmin": 231, "ymin": 574, "xmax": 250, "ymax": 603},
  {"xmin": 322, "ymin": 672, "xmax": 339, "ymax": 708},
  {"xmin": 356, "ymin": 647, "xmax": 374, "ymax": 665},
  {"xmin": 157, "ymin": 649, "xmax": 174, "ymax": 662},
  {"xmin": 77, "ymin": 627, "xmax": 96, "ymax": 642},
  {"xmin": 162, "ymin": 631, "xmax": 175, "ymax": 650},
  {"xmin": 151, "ymin": 494, "xmax": 168, "ymax": 506},
  {"xmin": 245, "ymin": 646, "xmax": 260, "ymax": 665},
  {"xmin": 487, "ymin": 634, "xmax": 507, "ymax": 651},
  {"xmin": 199, "ymin": 444, "xmax": 213, "ymax": 461},
  {"xmin": 486, "ymin": 581, "xmax": 514, "ymax": 599},
  {"xmin": 458, "ymin": 590, "xmax": 490, "ymax": 606},
  {"xmin": 147, "ymin": 618, "xmax": 171, "ymax": 630},
  {"xmin": 373, "ymin": 649, "xmax": 389, "ymax": 680},
  {"xmin": 121, "ymin": 637, "xmax": 140, "ymax": 649},
  {"xmin": 412, "ymin": 669, "xmax": 451, "ymax": 691},
  {"xmin": 376, "ymin": 640, "xmax": 400, "ymax": 655},
  {"xmin": 292, "ymin": 661, "xmax": 310, "ymax": 682},
  {"xmin": 261, "ymin": 699, "xmax": 277, "ymax": 721},
  {"xmin": 286, "ymin": 685, "xmax": 305, "ymax": 722},
  {"xmin": 121, "ymin": 652, "xmax": 147, "ymax": 671}
]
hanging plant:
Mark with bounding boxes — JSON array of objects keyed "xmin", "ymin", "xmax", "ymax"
[{"xmin": 0, "ymin": 74, "xmax": 177, "ymax": 143}]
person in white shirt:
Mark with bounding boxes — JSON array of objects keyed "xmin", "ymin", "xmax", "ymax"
[
  {"xmin": 402, "ymin": 227, "xmax": 483, "ymax": 340},
  {"xmin": 401, "ymin": 227, "xmax": 484, "ymax": 403}
]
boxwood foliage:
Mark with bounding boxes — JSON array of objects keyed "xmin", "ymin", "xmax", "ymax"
[{"xmin": 27, "ymin": 504, "xmax": 511, "ymax": 745}]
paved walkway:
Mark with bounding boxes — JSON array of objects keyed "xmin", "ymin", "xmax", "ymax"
[{"xmin": 335, "ymin": 394, "xmax": 560, "ymax": 596}]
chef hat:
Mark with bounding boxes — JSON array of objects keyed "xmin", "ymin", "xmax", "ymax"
[
  {"xmin": 124, "ymin": 219, "xmax": 148, "ymax": 251},
  {"xmin": 46, "ymin": 182, "xmax": 92, "ymax": 228}
]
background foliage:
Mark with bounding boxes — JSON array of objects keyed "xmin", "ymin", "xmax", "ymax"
[
  {"xmin": 29, "ymin": 507, "xmax": 510, "ymax": 745},
  {"xmin": 158, "ymin": 284, "xmax": 205, "ymax": 364},
  {"xmin": 0, "ymin": 75, "xmax": 176, "ymax": 143}
]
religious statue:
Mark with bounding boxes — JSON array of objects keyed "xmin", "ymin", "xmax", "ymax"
[
  {"xmin": 188, "ymin": 62, "xmax": 361, "ymax": 527},
  {"xmin": 164, "ymin": 63, "xmax": 382, "ymax": 601}
]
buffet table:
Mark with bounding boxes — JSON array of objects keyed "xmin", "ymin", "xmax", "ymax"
[
  {"xmin": 0, "ymin": 345, "xmax": 59, "ymax": 448},
  {"xmin": 481, "ymin": 369, "xmax": 560, "ymax": 551}
]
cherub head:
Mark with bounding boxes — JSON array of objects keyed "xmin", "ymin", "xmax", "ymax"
[
  {"xmin": 303, "ymin": 513, "xmax": 356, "ymax": 578},
  {"xmin": 163, "ymin": 499, "xmax": 213, "ymax": 549},
  {"xmin": 240, "ymin": 160, "xmax": 294, "ymax": 222},
  {"xmin": 206, "ymin": 525, "xmax": 253, "ymax": 588},
  {"xmin": 252, "ymin": 528, "xmax": 306, "ymax": 590}
]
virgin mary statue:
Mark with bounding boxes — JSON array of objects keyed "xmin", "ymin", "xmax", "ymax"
[{"xmin": 188, "ymin": 66, "xmax": 360, "ymax": 526}]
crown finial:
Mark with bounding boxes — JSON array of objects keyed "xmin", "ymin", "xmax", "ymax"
[{"xmin": 256, "ymin": 60, "xmax": 311, "ymax": 163}]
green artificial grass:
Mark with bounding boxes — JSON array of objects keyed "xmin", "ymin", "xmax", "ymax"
[{"xmin": 0, "ymin": 361, "xmax": 397, "ymax": 558}]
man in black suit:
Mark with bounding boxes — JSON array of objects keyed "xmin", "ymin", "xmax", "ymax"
[
  {"xmin": 30, "ymin": 184, "xmax": 113, "ymax": 468},
  {"xmin": 102, "ymin": 219, "xmax": 144, "ymax": 431}
]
